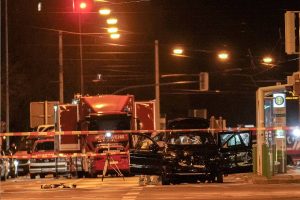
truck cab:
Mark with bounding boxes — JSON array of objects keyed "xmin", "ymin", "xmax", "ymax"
[{"xmin": 54, "ymin": 95, "xmax": 135, "ymax": 177}]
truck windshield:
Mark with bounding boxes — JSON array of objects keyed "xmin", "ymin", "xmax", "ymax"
[
  {"xmin": 88, "ymin": 115, "xmax": 131, "ymax": 131},
  {"xmin": 35, "ymin": 141, "xmax": 54, "ymax": 152}
]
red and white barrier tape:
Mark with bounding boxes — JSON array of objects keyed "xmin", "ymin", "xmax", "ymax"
[
  {"xmin": 0, "ymin": 126, "xmax": 297, "ymax": 137},
  {"xmin": 0, "ymin": 151, "xmax": 128, "ymax": 159}
]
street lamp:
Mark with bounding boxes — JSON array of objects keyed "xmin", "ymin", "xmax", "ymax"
[
  {"xmin": 78, "ymin": 7, "xmax": 85, "ymax": 95},
  {"xmin": 110, "ymin": 33, "xmax": 120, "ymax": 39},
  {"xmin": 99, "ymin": 8, "xmax": 111, "ymax": 15},
  {"xmin": 107, "ymin": 18, "xmax": 118, "ymax": 25},
  {"xmin": 217, "ymin": 51, "xmax": 229, "ymax": 61},
  {"xmin": 107, "ymin": 27, "xmax": 118, "ymax": 33},
  {"xmin": 172, "ymin": 47, "xmax": 184, "ymax": 56},
  {"xmin": 155, "ymin": 40, "xmax": 161, "ymax": 130},
  {"xmin": 262, "ymin": 56, "xmax": 273, "ymax": 64}
]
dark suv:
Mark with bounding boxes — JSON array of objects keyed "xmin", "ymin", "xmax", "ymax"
[{"xmin": 129, "ymin": 117, "xmax": 224, "ymax": 185}]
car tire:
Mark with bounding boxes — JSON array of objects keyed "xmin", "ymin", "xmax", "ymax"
[
  {"xmin": 77, "ymin": 171, "xmax": 84, "ymax": 178},
  {"xmin": 40, "ymin": 174, "xmax": 45, "ymax": 178},
  {"xmin": 161, "ymin": 175, "xmax": 170, "ymax": 185},
  {"xmin": 216, "ymin": 172, "xmax": 223, "ymax": 183},
  {"xmin": 10, "ymin": 173, "xmax": 16, "ymax": 179},
  {"xmin": 1, "ymin": 172, "xmax": 7, "ymax": 181},
  {"xmin": 30, "ymin": 174, "xmax": 36, "ymax": 179}
]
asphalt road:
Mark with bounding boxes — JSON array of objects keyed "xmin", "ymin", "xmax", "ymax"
[{"xmin": 1, "ymin": 175, "xmax": 300, "ymax": 200}]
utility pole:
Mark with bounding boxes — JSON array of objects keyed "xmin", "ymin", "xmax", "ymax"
[
  {"xmin": 5, "ymin": 0, "xmax": 10, "ymax": 149},
  {"xmin": 155, "ymin": 40, "xmax": 161, "ymax": 130},
  {"xmin": 59, "ymin": 31, "xmax": 64, "ymax": 103},
  {"xmin": 79, "ymin": 13, "xmax": 84, "ymax": 95}
]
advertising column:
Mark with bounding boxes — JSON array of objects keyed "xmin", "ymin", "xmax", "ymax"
[{"xmin": 273, "ymin": 93, "xmax": 287, "ymax": 173}]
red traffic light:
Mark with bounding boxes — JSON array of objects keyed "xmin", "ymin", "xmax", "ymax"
[
  {"xmin": 79, "ymin": 2, "xmax": 87, "ymax": 10},
  {"xmin": 74, "ymin": 0, "xmax": 92, "ymax": 12}
]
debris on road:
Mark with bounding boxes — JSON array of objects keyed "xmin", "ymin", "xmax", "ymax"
[{"xmin": 41, "ymin": 183, "xmax": 76, "ymax": 189}]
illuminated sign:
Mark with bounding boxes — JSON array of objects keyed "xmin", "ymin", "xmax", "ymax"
[{"xmin": 273, "ymin": 93, "xmax": 286, "ymax": 108}]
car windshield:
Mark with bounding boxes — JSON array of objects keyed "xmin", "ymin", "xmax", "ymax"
[
  {"xmin": 167, "ymin": 132, "xmax": 215, "ymax": 145},
  {"xmin": 35, "ymin": 141, "xmax": 54, "ymax": 152},
  {"xmin": 88, "ymin": 115, "xmax": 131, "ymax": 131}
]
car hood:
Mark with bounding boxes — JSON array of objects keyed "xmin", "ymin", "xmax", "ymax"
[{"xmin": 14, "ymin": 151, "xmax": 29, "ymax": 156}]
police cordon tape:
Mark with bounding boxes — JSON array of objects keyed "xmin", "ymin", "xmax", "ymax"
[
  {"xmin": 0, "ymin": 151, "xmax": 128, "ymax": 159},
  {"xmin": 0, "ymin": 126, "xmax": 298, "ymax": 137},
  {"xmin": 0, "ymin": 126, "xmax": 299, "ymax": 159}
]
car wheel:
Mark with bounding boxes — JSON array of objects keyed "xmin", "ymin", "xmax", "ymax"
[
  {"xmin": 161, "ymin": 175, "xmax": 170, "ymax": 185},
  {"xmin": 199, "ymin": 177, "xmax": 206, "ymax": 183},
  {"xmin": 30, "ymin": 174, "xmax": 36, "ymax": 179},
  {"xmin": 1, "ymin": 172, "xmax": 7, "ymax": 181},
  {"xmin": 40, "ymin": 174, "xmax": 45, "ymax": 178},
  {"xmin": 10, "ymin": 171, "xmax": 17, "ymax": 178},
  {"xmin": 216, "ymin": 172, "xmax": 223, "ymax": 183},
  {"xmin": 77, "ymin": 171, "xmax": 84, "ymax": 178}
]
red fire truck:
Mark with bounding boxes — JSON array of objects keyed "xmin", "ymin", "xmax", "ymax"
[{"xmin": 54, "ymin": 94, "xmax": 156, "ymax": 177}]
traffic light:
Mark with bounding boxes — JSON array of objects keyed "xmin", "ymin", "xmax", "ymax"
[
  {"xmin": 285, "ymin": 11, "xmax": 298, "ymax": 54},
  {"xmin": 199, "ymin": 72, "xmax": 209, "ymax": 91},
  {"xmin": 79, "ymin": 2, "xmax": 87, "ymax": 10},
  {"xmin": 74, "ymin": 0, "xmax": 92, "ymax": 12}
]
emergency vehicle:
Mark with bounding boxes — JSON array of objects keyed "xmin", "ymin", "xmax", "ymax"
[
  {"xmin": 54, "ymin": 94, "xmax": 156, "ymax": 177},
  {"xmin": 29, "ymin": 139, "xmax": 69, "ymax": 179}
]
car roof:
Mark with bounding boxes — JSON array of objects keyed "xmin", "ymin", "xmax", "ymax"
[{"xmin": 167, "ymin": 117, "xmax": 209, "ymax": 129}]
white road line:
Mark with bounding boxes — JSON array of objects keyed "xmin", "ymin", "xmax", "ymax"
[{"xmin": 124, "ymin": 192, "xmax": 140, "ymax": 195}]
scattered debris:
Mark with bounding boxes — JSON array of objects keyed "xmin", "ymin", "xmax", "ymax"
[{"xmin": 41, "ymin": 183, "xmax": 76, "ymax": 189}]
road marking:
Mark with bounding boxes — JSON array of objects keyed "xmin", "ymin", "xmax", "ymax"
[
  {"xmin": 124, "ymin": 192, "xmax": 140, "ymax": 195},
  {"xmin": 120, "ymin": 185, "xmax": 143, "ymax": 200}
]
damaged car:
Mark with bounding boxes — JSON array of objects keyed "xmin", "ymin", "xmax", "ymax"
[{"xmin": 129, "ymin": 118, "xmax": 224, "ymax": 185}]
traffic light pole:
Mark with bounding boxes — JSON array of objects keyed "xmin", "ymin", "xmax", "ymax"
[
  {"xmin": 79, "ymin": 13, "xmax": 84, "ymax": 95},
  {"xmin": 155, "ymin": 40, "xmax": 161, "ymax": 130},
  {"xmin": 59, "ymin": 31, "xmax": 64, "ymax": 103}
]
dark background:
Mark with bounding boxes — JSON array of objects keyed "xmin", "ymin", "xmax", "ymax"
[{"xmin": 1, "ymin": 0, "xmax": 299, "ymax": 131}]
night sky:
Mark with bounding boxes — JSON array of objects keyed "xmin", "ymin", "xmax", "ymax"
[{"xmin": 1, "ymin": 0, "xmax": 299, "ymax": 131}]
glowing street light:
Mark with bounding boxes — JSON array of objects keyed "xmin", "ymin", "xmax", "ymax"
[
  {"xmin": 172, "ymin": 48, "xmax": 184, "ymax": 56},
  {"xmin": 262, "ymin": 56, "xmax": 273, "ymax": 64},
  {"xmin": 110, "ymin": 33, "xmax": 120, "ymax": 39},
  {"xmin": 107, "ymin": 18, "xmax": 118, "ymax": 25},
  {"xmin": 218, "ymin": 51, "xmax": 229, "ymax": 61},
  {"xmin": 99, "ymin": 8, "xmax": 111, "ymax": 15},
  {"xmin": 107, "ymin": 27, "xmax": 118, "ymax": 33}
]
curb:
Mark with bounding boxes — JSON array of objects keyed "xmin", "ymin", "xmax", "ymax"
[{"xmin": 246, "ymin": 174, "xmax": 300, "ymax": 184}]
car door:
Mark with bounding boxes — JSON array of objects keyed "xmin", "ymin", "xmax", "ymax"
[
  {"xmin": 218, "ymin": 131, "xmax": 253, "ymax": 174},
  {"xmin": 129, "ymin": 133, "xmax": 163, "ymax": 175}
]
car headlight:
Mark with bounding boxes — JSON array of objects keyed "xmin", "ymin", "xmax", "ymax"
[{"xmin": 14, "ymin": 160, "xmax": 19, "ymax": 166}]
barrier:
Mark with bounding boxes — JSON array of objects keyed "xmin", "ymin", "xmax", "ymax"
[
  {"xmin": 0, "ymin": 151, "xmax": 128, "ymax": 159},
  {"xmin": 0, "ymin": 126, "xmax": 297, "ymax": 137},
  {"xmin": 1, "ymin": 126, "xmax": 300, "ymax": 160}
]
